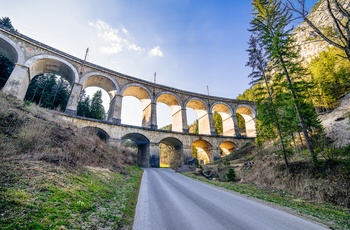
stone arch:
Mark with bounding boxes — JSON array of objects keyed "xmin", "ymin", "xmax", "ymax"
[
  {"xmin": 159, "ymin": 137, "xmax": 183, "ymax": 168},
  {"xmin": 121, "ymin": 83, "xmax": 154, "ymax": 128},
  {"xmin": 192, "ymin": 139, "xmax": 213, "ymax": 165},
  {"xmin": 211, "ymin": 102, "xmax": 235, "ymax": 136},
  {"xmin": 0, "ymin": 34, "xmax": 25, "ymax": 93},
  {"xmin": 155, "ymin": 91, "xmax": 183, "ymax": 107},
  {"xmin": 235, "ymin": 105, "xmax": 256, "ymax": 137},
  {"xmin": 24, "ymin": 55, "xmax": 79, "ymax": 85},
  {"xmin": 185, "ymin": 97, "xmax": 213, "ymax": 135},
  {"xmin": 0, "ymin": 33, "xmax": 25, "ymax": 64},
  {"xmin": 120, "ymin": 83, "xmax": 152, "ymax": 100},
  {"xmin": 156, "ymin": 91, "xmax": 184, "ymax": 132},
  {"xmin": 219, "ymin": 141, "xmax": 236, "ymax": 157},
  {"xmin": 80, "ymin": 72, "xmax": 119, "ymax": 99},
  {"xmin": 81, "ymin": 126, "xmax": 110, "ymax": 141},
  {"xmin": 121, "ymin": 133, "xmax": 150, "ymax": 167}
]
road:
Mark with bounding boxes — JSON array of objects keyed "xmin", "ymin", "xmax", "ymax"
[{"xmin": 133, "ymin": 168, "xmax": 327, "ymax": 230}]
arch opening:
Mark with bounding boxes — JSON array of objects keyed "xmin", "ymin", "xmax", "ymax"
[
  {"xmin": 81, "ymin": 126, "xmax": 110, "ymax": 141},
  {"xmin": 24, "ymin": 73, "xmax": 71, "ymax": 112},
  {"xmin": 29, "ymin": 58, "xmax": 76, "ymax": 86},
  {"xmin": 212, "ymin": 103, "xmax": 234, "ymax": 136},
  {"xmin": 81, "ymin": 74, "xmax": 117, "ymax": 100},
  {"xmin": 77, "ymin": 86, "xmax": 108, "ymax": 120},
  {"xmin": 121, "ymin": 85, "xmax": 151, "ymax": 127},
  {"xmin": 219, "ymin": 141, "xmax": 236, "ymax": 157},
  {"xmin": 186, "ymin": 99, "xmax": 210, "ymax": 134},
  {"xmin": 236, "ymin": 106, "xmax": 256, "ymax": 137},
  {"xmin": 192, "ymin": 139, "xmax": 212, "ymax": 165},
  {"xmin": 159, "ymin": 137, "xmax": 183, "ymax": 168},
  {"xmin": 121, "ymin": 133, "xmax": 150, "ymax": 167},
  {"xmin": 156, "ymin": 93, "xmax": 181, "ymax": 131},
  {"xmin": 0, "ymin": 38, "xmax": 16, "ymax": 89},
  {"xmin": 121, "ymin": 96, "xmax": 143, "ymax": 126}
]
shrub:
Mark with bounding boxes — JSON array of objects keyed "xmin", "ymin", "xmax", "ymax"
[{"xmin": 227, "ymin": 168, "xmax": 236, "ymax": 182}]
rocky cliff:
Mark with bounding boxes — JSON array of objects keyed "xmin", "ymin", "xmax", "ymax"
[{"xmin": 294, "ymin": 0, "xmax": 350, "ymax": 62}]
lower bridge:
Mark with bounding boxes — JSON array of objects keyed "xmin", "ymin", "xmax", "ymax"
[{"xmin": 52, "ymin": 112, "xmax": 254, "ymax": 167}]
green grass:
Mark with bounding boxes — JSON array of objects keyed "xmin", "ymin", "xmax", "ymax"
[
  {"xmin": 0, "ymin": 161, "xmax": 142, "ymax": 229},
  {"xmin": 183, "ymin": 172, "xmax": 350, "ymax": 230}
]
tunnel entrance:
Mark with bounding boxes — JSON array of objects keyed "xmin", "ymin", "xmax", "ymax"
[
  {"xmin": 121, "ymin": 133, "xmax": 150, "ymax": 167},
  {"xmin": 159, "ymin": 137, "xmax": 183, "ymax": 169}
]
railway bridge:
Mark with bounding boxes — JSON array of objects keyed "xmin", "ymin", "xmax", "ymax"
[{"xmin": 0, "ymin": 27, "xmax": 256, "ymax": 166}]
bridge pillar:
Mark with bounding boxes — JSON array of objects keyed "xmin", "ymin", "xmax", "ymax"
[
  {"xmin": 198, "ymin": 112, "xmax": 216, "ymax": 135},
  {"xmin": 222, "ymin": 116, "xmax": 235, "ymax": 136},
  {"xmin": 149, "ymin": 142, "xmax": 160, "ymax": 167},
  {"xmin": 245, "ymin": 116, "xmax": 256, "ymax": 137},
  {"xmin": 65, "ymin": 83, "xmax": 82, "ymax": 115},
  {"xmin": 107, "ymin": 94, "xmax": 122, "ymax": 124},
  {"xmin": 232, "ymin": 114, "xmax": 241, "ymax": 137},
  {"xmin": 211, "ymin": 147, "xmax": 221, "ymax": 161},
  {"xmin": 182, "ymin": 145, "xmax": 194, "ymax": 162},
  {"xmin": 142, "ymin": 101, "xmax": 157, "ymax": 129},
  {"xmin": 172, "ymin": 107, "xmax": 188, "ymax": 133},
  {"xmin": 3, "ymin": 64, "xmax": 30, "ymax": 100}
]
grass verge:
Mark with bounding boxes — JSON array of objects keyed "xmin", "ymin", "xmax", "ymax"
[
  {"xmin": 183, "ymin": 172, "xmax": 350, "ymax": 230},
  {"xmin": 0, "ymin": 161, "xmax": 142, "ymax": 229}
]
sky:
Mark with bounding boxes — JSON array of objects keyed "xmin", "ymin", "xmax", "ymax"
[{"xmin": 0, "ymin": 0, "xmax": 318, "ymax": 127}]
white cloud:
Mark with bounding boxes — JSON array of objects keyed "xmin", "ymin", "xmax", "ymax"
[
  {"xmin": 89, "ymin": 19, "xmax": 143, "ymax": 54},
  {"xmin": 148, "ymin": 46, "xmax": 163, "ymax": 57}
]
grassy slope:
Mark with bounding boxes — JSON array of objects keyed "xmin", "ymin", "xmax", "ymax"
[
  {"xmin": 187, "ymin": 143, "xmax": 350, "ymax": 230},
  {"xmin": 0, "ymin": 94, "xmax": 142, "ymax": 229}
]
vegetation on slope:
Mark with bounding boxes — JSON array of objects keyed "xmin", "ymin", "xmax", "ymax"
[
  {"xmin": 0, "ymin": 93, "xmax": 142, "ymax": 229},
  {"xmin": 186, "ymin": 142, "xmax": 350, "ymax": 229}
]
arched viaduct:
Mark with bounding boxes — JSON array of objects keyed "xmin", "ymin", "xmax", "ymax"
[
  {"xmin": 53, "ymin": 112, "xmax": 253, "ymax": 167},
  {"xmin": 0, "ymin": 27, "xmax": 256, "ymax": 167}
]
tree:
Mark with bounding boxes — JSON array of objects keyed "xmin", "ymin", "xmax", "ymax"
[
  {"xmin": 213, "ymin": 111, "xmax": 223, "ymax": 135},
  {"xmin": 287, "ymin": 0, "xmax": 350, "ymax": 61},
  {"xmin": 0, "ymin": 56, "xmax": 14, "ymax": 89},
  {"xmin": 77, "ymin": 90, "xmax": 91, "ymax": 117},
  {"xmin": 308, "ymin": 47, "xmax": 350, "ymax": 111},
  {"xmin": 89, "ymin": 90, "xmax": 105, "ymax": 120},
  {"xmin": 24, "ymin": 73, "xmax": 71, "ymax": 111},
  {"xmin": 0, "ymin": 17, "xmax": 17, "ymax": 32},
  {"xmin": 246, "ymin": 34, "xmax": 290, "ymax": 168},
  {"xmin": 250, "ymin": 0, "xmax": 321, "ymax": 166}
]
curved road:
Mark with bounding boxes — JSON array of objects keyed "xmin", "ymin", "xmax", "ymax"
[{"xmin": 133, "ymin": 168, "xmax": 327, "ymax": 230}]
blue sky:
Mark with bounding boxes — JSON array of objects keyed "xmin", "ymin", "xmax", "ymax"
[{"xmin": 0, "ymin": 0, "xmax": 318, "ymax": 126}]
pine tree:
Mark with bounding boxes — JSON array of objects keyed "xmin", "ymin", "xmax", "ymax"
[
  {"xmin": 77, "ymin": 90, "xmax": 91, "ymax": 117},
  {"xmin": 90, "ymin": 90, "xmax": 105, "ymax": 120},
  {"xmin": 246, "ymin": 34, "xmax": 290, "ymax": 168},
  {"xmin": 24, "ymin": 73, "xmax": 71, "ymax": 112},
  {"xmin": 250, "ymin": 0, "xmax": 321, "ymax": 166},
  {"xmin": 0, "ymin": 55, "xmax": 14, "ymax": 89},
  {"xmin": 0, "ymin": 17, "xmax": 17, "ymax": 32}
]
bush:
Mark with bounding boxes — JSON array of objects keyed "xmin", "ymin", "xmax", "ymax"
[{"xmin": 227, "ymin": 168, "xmax": 236, "ymax": 182}]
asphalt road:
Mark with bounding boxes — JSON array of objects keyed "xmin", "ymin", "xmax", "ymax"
[{"xmin": 133, "ymin": 168, "xmax": 327, "ymax": 230}]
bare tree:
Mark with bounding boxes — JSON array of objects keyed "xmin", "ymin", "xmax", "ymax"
[{"xmin": 286, "ymin": 0, "xmax": 350, "ymax": 60}]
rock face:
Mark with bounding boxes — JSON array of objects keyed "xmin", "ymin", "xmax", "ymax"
[
  {"xmin": 294, "ymin": 0, "xmax": 350, "ymax": 62},
  {"xmin": 293, "ymin": 0, "xmax": 350, "ymax": 146},
  {"xmin": 319, "ymin": 93, "xmax": 350, "ymax": 147}
]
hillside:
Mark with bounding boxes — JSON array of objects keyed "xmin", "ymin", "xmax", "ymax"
[
  {"xmin": 0, "ymin": 93, "xmax": 142, "ymax": 229},
  {"xmin": 319, "ymin": 93, "xmax": 350, "ymax": 147}
]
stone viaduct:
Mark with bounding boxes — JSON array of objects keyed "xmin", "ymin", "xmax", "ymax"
[{"xmin": 0, "ymin": 27, "xmax": 256, "ymax": 167}]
